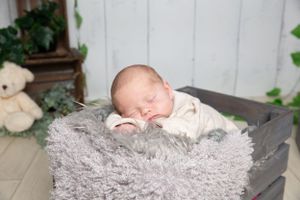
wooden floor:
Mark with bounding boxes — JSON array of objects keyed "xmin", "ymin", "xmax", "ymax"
[{"xmin": 0, "ymin": 127, "xmax": 299, "ymax": 200}]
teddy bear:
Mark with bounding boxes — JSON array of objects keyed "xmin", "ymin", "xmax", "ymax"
[{"xmin": 0, "ymin": 61, "xmax": 43, "ymax": 132}]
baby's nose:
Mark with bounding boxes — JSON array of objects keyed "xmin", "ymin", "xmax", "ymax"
[{"xmin": 141, "ymin": 108, "xmax": 151, "ymax": 116}]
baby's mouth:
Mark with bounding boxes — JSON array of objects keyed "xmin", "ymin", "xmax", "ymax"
[{"xmin": 148, "ymin": 115, "xmax": 160, "ymax": 121}]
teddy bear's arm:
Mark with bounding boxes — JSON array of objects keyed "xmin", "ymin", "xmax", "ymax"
[{"xmin": 16, "ymin": 92, "xmax": 43, "ymax": 119}]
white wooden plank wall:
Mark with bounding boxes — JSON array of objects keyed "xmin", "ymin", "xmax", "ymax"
[
  {"xmin": 194, "ymin": 0, "xmax": 241, "ymax": 94},
  {"xmin": 0, "ymin": 0, "xmax": 299, "ymax": 100}
]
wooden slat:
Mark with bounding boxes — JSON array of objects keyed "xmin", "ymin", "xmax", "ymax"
[
  {"xmin": 29, "ymin": 0, "xmax": 38, "ymax": 9},
  {"xmin": 257, "ymin": 176, "xmax": 285, "ymax": 200},
  {"xmin": 149, "ymin": 0, "xmax": 194, "ymax": 89},
  {"xmin": 11, "ymin": 150, "xmax": 53, "ymax": 200},
  {"xmin": 0, "ymin": 137, "xmax": 40, "ymax": 180},
  {"xmin": 178, "ymin": 86, "xmax": 289, "ymax": 125},
  {"xmin": 0, "ymin": 137, "xmax": 15, "ymax": 155},
  {"xmin": 32, "ymin": 70, "xmax": 75, "ymax": 82},
  {"xmin": 23, "ymin": 51, "xmax": 82, "ymax": 65},
  {"xmin": 250, "ymin": 110, "xmax": 293, "ymax": 161},
  {"xmin": 235, "ymin": 0, "xmax": 285, "ymax": 96},
  {"xmin": 283, "ymin": 169, "xmax": 300, "ymax": 200},
  {"xmin": 25, "ymin": 80, "xmax": 75, "ymax": 100},
  {"xmin": 243, "ymin": 143, "xmax": 289, "ymax": 200},
  {"xmin": 0, "ymin": 180, "xmax": 20, "ymax": 200},
  {"xmin": 16, "ymin": 0, "xmax": 26, "ymax": 16},
  {"xmin": 194, "ymin": 0, "xmax": 241, "ymax": 94},
  {"xmin": 296, "ymin": 111, "xmax": 300, "ymax": 152},
  {"xmin": 285, "ymin": 136, "xmax": 300, "ymax": 182},
  {"xmin": 105, "ymin": 0, "xmax": 148, "ymax": 90}
]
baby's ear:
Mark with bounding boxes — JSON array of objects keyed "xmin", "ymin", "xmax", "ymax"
[{"xmin": 163, "ymin": 80, "xmax": 173, "ymax": 98}]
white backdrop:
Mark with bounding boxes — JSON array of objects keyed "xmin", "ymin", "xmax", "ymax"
[{"xmin": 1, "ymin": 0, "xmax": 300, "ymax": 100}]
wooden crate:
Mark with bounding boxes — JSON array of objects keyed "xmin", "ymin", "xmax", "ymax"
[
  {"xmin": 178, "ymin": 86, "xmax": 293, "ymax": 200},
  {"xmin": 23, "ymin": 49, "xmax": 84, "ymax": 103}
]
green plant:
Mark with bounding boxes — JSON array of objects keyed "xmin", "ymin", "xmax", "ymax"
[
  {"xmin": 266, "ymin": 24, "xmax": 300, "ymax": 124},
  {"xmin": 291, "ymin": 25, "xmax": 300, "ymax": 67},
  {"xmin": 39, "ymin": 83, "xmax": 76, "ymax": 117},
  {"xmin": 15, "ymin": 1, "xmax": 65, "ymax": 54},
  {"xmin": 0, "ymin": 1, "xmax": 66, "ymax": 68},
  {"xmin": 0, "ymin": 26, "xmax": 25, "ymax": 68},
  {"xmin": 74, "ymin": 0, "xmax": 88, "ymax": 60}
]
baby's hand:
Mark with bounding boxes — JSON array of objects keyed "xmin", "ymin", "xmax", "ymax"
[{"xmin": 114, "ymin": 123, "xmax": 137, "ymax": 133}]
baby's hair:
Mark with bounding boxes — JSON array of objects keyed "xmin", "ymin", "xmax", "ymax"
[{"xmin": 111, "ymin": 64, "xmax": 163, "ymax": 99}]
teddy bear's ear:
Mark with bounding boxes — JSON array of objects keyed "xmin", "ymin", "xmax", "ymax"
[{"xmin": 22, "ymin": 68, "xmax": 34, "ymax": 82}]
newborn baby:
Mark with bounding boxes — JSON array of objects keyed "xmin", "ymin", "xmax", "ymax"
[{"xmin": 105, "ymin": 64, "xmax": 238, "ymax": 139}]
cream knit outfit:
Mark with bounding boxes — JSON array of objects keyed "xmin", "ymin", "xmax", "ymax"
[{"xmin": 105, "ymin": 91, "xmax": 239, "ymax": 139}]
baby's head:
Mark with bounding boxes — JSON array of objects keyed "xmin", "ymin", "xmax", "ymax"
[{"xmin": 111, "ymin": 64, "xmax": 174, "ymax": 121}]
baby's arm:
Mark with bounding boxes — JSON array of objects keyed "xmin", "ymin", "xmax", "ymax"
[
  {"xmin": 105, "ymin": 112, "xmax": 146, "ymax": 133},
  {"xmin": 154, "ymin": 97, "xmax": 239, "ymax": 139},
  {"xmin": 154, "ymin": 99, "xmax": 201, "ymax": 139},
  {"xmin": 199, "ymin": 103, "xmax": 239, "ymax": 133}
]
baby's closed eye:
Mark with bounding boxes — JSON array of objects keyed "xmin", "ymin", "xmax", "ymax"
[{"xmin": 147, "ymin": 94, "xmax": 157, "ymax": 103}]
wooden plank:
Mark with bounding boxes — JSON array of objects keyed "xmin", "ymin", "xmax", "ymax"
[
  {"xmin": 250, "ymin": 110, "xmax": 293, "ymax": 161},
  {"xmin": 0, "ymin": 137, "xmax": 40, "ymax": 180},
  {"xmin": 11, "ymin": 150, "xmax": 53, "ymax": 200},
  {"xmin": 149, "ymin": 0, "xmax": 194, "ymax": 89},
  {"xmin": 243, "ymin": 143, "xmax": 289, "ymax": 200},
  {"xmin": 69, "ymin": 0, "xmax": 107, "ymax": 100},
  {"xmin": 235, "ymin": 0, "xmax": 285, "ymax": 96},
  {"xmin": 32, "ymin": 70, "xmax": 75, "ymax": 83},
  {"xmin": 0, "ymin": 180, "xmax": 20, "ymax": 200},
  {"xmin": 257, "ymin": 176, "xmax": 285, "ymax": 200},
  {"xmin": 0, "ymin": 0, "xmax": 11, "ymax": 27},
  {"xmin": 0, "ymin": 137, "xmax": 15, "ymax": 155},
  {"xmin": 25, "ymin": 80, "xmax": 75, "ymax": 100},
  {"xmin": 194, "ymin": 0, "xmax": 241, "ymax": 95},
  {"xmin": 105, "ymin": 0, "xmax": 148, "ymax": 94},
  {"xmin": 283, "ymin": 169, "xmax": 300, "ymax": 200},
  {"xmin": 285, "ymin": 135, "xmax": 300, "ymax": 182},
  {"xmin": 7, "ymin": 0, "xmax": 18, "ymax": 24},
  {"xmin": 296, "ymin": 114, "xmax": 300, "ymax": 152},
  {"xmin": 23, "ymin": 51, "xmax": 81, "ymax": 65}
]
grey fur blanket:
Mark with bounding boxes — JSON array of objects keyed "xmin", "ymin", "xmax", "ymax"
[{"xmin": 46, "ymin": 106, "xmax": 253, "ymax": 200}]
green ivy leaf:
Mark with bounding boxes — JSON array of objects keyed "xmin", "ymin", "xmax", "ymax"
[
  {"xmin": 291, "ymin": 52, "xmax": 300, "ymax": 67},
  {"xmin": 29, "ymin": 25, "xmax": 54, "ymax": 51},
  {"xmin": 291, "ymin": 24, "xmax": 300, "ymax": 39},
  {"xmin": 78, "ymin": 43, "xmax": 88, "ymax": 59},
  {"xmin": 293, "ymin": 111, "xmax": 299, "ymax": 125},
  {"xmin": 270, "ymin": 98, "xmax": 283, "ymax": 106},
  {"xmin": 75, "ymin": 9, "xmax": 83, "ymax": 29},
  {"xmin": 0, "ymin": 26, "xmax": 25, "ymax": 66},
  {"xmin": 287, "ymin": 94, "xmax": 300, "ymax": 108},
  {"xmin": 266, "ymin": 87, "xmax": 281, "ymax": 97}
]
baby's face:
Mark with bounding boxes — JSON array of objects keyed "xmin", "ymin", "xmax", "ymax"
[{"xmin": 113, "ymin": 78, "xmax": 174, "ymax": 122}]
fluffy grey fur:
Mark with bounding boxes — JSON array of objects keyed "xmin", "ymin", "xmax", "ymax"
[{"xmin": 46, "ymin": 105, "xmax": 253, "ymax": 200}]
